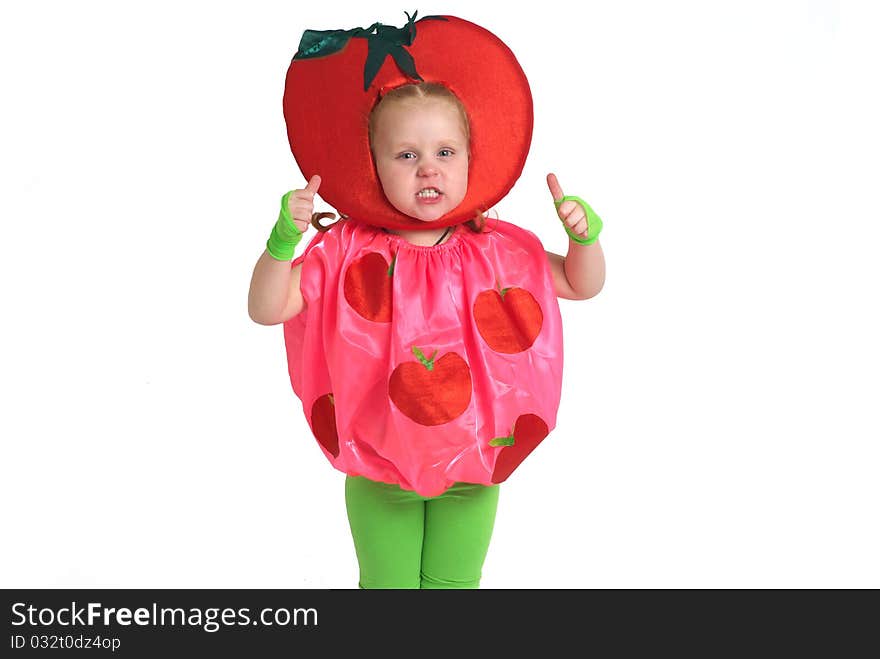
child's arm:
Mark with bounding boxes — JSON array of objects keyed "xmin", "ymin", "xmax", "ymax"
[
  {"xmin": 248, "ymin": 253, "xmax": 305, "ymax": 325},
  {"xmin": 545, "ymin": 242, "xmax": 605, "ymax": 300},
  {"xmin": 544, "ymin": 173, "xmax": 606, "ymax": 300},
  {"xmin": 247, "ymin": 175, "xmax": 321, "ymax": 325}
]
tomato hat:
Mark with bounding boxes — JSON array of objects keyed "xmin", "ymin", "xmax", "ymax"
[{"xmin": 282, "ymin": 11, "xmax": 533, "ymax": 231}]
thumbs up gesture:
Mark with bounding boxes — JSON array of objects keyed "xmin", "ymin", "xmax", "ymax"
[
  {"xmin": 546, "ymin": 172, "xmax": 603, "ymax": 245},
  {"xmin": 287, "ymin": 174, "xmax": 322, "ymax": 233},
  {"xmin": 267, "ymin": 174, "xmax": 322, "ymax": 261},
  {"xmin": 547, "ymin": 173, "xmax": 588, "ymax": 239}
]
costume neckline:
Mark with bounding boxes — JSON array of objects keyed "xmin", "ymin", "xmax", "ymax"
[{"xmin": 378, "ymin": 224, "xmax": 463, "ymax": 252}]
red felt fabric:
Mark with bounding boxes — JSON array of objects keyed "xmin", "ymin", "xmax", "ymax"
[{"xmin": 283, "ymin": 15, "xmax": 533, "ymax": 230}]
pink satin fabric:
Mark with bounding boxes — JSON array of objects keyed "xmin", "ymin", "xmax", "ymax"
[{"xmin": 283, "ymin": 219, "xmax": 563, "ymax": 497}]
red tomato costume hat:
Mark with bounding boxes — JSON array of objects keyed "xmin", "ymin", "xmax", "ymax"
[{"xmin": 282, "ymin": 11, "xmax": 534, "ymax": 231}]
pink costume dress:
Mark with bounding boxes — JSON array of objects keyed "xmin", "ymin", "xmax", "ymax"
[{"xmin": 284, "ymin": 217, "xmax": 563, "ymax": 497}]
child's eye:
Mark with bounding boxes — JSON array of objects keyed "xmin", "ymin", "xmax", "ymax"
[
  {"xmin": 438, "ymin": 149, "xmax": 454, "ymax": 157},
  {"xmin": 397, "ymin": 152, "xmax": 416, "ymax": 160}
]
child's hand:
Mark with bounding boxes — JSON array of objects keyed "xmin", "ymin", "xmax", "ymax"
[
  {"xmin": 288, "ymin": 174, "xmax": 322, "ymax": 232},
  {"xmin": 547, "ymin": 173, "xmax": 589, "ymax": 240}
]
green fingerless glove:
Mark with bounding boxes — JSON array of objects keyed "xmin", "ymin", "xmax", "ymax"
[
  {"xmin": 266, "ymin": 191, "xmax": 304, "ymax": 261},
  {"xmin": 555, "ymin": 195, "xmax": 603, "ymax": 246}
]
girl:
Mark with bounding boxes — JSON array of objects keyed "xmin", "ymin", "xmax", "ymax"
[{"xmin": 248, "ymin": 15, "xmax": 605, "ymax": 589}]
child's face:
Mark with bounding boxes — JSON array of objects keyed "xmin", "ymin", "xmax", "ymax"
[{"xmin": 372, "ymin": 99, "xmax": 469, "ymax": 223}]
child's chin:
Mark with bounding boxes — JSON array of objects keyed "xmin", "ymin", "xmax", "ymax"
[
  {"xmin": 392, "ymin": 199, "xmax": 461, "ymax": 223},
  {"xmin": 403, "ymin": 208, "xmax": 447, "ymax": 223}
]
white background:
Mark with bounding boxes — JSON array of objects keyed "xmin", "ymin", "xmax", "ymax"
[{"xmin": 1, "ymin": 0, "xmax": 877, "ymax": 589}]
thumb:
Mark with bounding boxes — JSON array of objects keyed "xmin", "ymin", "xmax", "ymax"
[
  {"xmin": 305, "ymin": 174, "xmax": 322, "ymax": 195},
  {"xmin": 546, "ymin": 173, "xmax": 565, "ymax": 203}
]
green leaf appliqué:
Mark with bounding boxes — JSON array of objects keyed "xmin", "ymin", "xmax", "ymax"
[
  {"xmin": 489, "ymin": 434, "xmax": 515, "ymax": 447},
  {"xmin": 412, "ymin": 346, "xmax": 437, "ymax": 371}
]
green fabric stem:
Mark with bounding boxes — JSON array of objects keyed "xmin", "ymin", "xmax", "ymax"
[
  {"xmin": 554, "ymin": 195, "xmax": 603, "ymax": 245},
  {"xmin": 266, "ymin": 191, "xmax": 304, "ymax": 261},
  {"xmin": 292, "ymin": 11, "xmax": 448, "ymax": 91}
]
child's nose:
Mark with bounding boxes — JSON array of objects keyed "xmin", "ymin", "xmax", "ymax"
[{"xmin": 417, "ymin": 163, "xmax": 438, "ymax": 177}]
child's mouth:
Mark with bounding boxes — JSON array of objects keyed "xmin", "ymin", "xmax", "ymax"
[{"xmin": 416, "ymin": 187, "xmax": 443, "ymax": 204}]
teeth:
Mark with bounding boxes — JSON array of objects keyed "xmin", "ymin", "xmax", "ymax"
[{"xmin": 417, "ymin": 189, "xmax": 440, "ymax": 198}]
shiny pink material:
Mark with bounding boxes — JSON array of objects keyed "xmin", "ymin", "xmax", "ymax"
[{"xmin": 283, "ymin": 219, "xmax": 563, "ymax": 497}]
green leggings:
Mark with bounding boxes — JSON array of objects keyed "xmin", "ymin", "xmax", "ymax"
[{"xmin": 344, "ymin": 476, "xmax": 500, "ymax": 589}]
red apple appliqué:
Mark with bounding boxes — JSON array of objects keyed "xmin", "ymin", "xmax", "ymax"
[
  {"xmin": 474, "ymin": 287, "xmax": 543, "ymax": 353},
  {"xmin": 344, "ymin": 252, "xmax": 394, "ymax": 322},
  {"xmin": 389, "ymin": 347, "xmax": 472, "ymax": 426},
  {"xmin": 311, "ymin": 393, "xmax": 339, "ymax": 458},
  {"xmin": 490, "ymin": 413, "xmax": 550, "ymax": 483}
]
